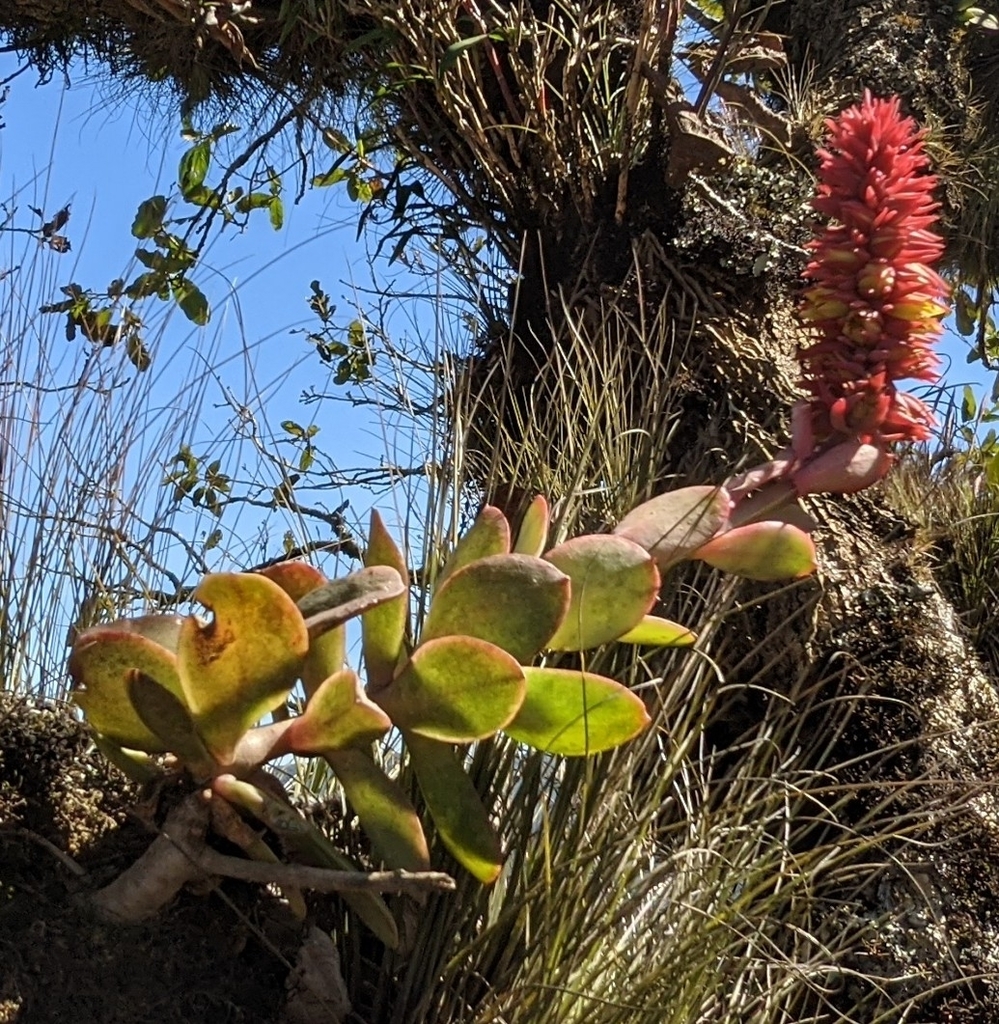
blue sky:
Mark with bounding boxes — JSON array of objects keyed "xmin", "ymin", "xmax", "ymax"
[{"xmin": 0, "ymin": 60, "xmax": 456, "ymax": 560}]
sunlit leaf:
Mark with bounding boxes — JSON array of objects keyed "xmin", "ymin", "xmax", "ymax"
[
  {"xmin": 694, "ymin": 521, "xmax": 817, "ymax": 580},
  {"xmin": 962, "ymin": 384, "xmax": 977, "ymax": 424},
  {"xmin": 131, "ymin": 195, "xmax": 167, "ymax": 239},
  {"xmin": 91, "ymin": 734, "xmax": 159, "ymax": 784},
  {"xmin": 405, "ymin": 733, "xmax": 502, "ymax": 883},
  {"xmin": 126, "ymin": 334, "xmax": 151, "ymax": 371},
  {"xmin": 437, "ymin": 506, "xmax": 510, "ymax": 587},
  {"xmin": 375, "ymin": 637, "xmax": 525, "ymax": 742},
  {"xmin": 421, "ymin": 554, "xmax": 570, "ymax": 663},
  {"xmin": 179, "ymin": 140, "xmax": 211, "ymax": 196},
  {"xmin": 505, "ymin": 667, "xmax": 650, "ymax": 756},
  {"xmin": 363, "ymin": 510, "xmax": 410, "ymax": 691},
  {"xmin": 285, "ymin": 669, "xmax": 391, "ymax": 752},
  {"xmin": 174, "ymin": 280, "xmax": 210, "ymax": 325},
  {"xmin": 613, "ymin": 486, "xmax": 731, "ymax": 567},
  {"xmin": 616, "ymin": 615, "xmax": 697, "ymax": 647},
  {"xmin": 544, "ymin": 535, "xmax": 659, "ymax": 650},
  {"xmin": 178, "ymin": 573, "xmax": 309, "ymax": 760},
  {"xmin": 727, "ymin": 483, "xmax": 817, "ymax": 532},
  {"xmin": 299, "ymin": 565, "xmax": 406, "ymax": 639},
  {"xmin": 325, "ymin": 747, "xmax": 430, "ymax": 871},
  {"xmin": 439, "ymin": 34, "xmax": 490, "ymax": 78},
  {"xmin": 512, "ymin": 494, "xmax": 549, "ymax": 557},
  {"xmin": 257, "ymin": 561, "xmax": 344, "ymax": 696},
  {"xmin": 70, "ymin": 628, "xmax": 184, "ymax": 752}
]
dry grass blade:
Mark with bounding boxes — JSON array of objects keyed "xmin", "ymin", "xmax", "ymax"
[
  {"xmin": 887, "ymin": 441, "xmax": 999, "ymax": 673},
  {"xmin": 0, "ymin": 206, "xmax": 216, "ymax": 696}
]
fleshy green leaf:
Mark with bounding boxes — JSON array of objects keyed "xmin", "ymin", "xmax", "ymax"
[
  {"xmin": 613, "ymin": 486, "xmax": 731, "ymax": 568},
  {"xmin": 544, "ymin": 535, "xmax": 659, "ymax": 650},
  {"xmin": 212, "ymin": 774, "xmax": 399, "ymax": 947},
  {"xmin": 405, "ymin": 733, "xmax": 502, "ymax": 883},
  {"xmin": 962, "ymin": 384, "xmax": 977, "ymax": 424},
  {"xmin": 421, "ymin": 554, "xmax": 570, "ymax": 663},
  {"xmin": 617, "ymin": 615, "xmax": 697, "ymax": 647},
  {"xmin": 505, "ymin": 667, "xmax": 651, "ymax": 756},
  {"xmin": 178, "ymin": 573, "xmax": 309, "ymax": 760},
  {"xmin": 325, "ymin": 747, "xmax": 430, "ymax": 871},
  {"xmin": 512, "ymin": 494, "xmax": 549, "ymax": 557},
  {"xmin": 694, "ymin": 521, "xmax": 817, "ymax": 580},
  {"xmin": 437, "ymin": 506, "xmax": 510, "ymax": 587},
  {"xmin": 70, "ymin": 629, "xmax": 185, "ymax": 752},
  {"xmin": 363, "ymin": 511, "xmax": 410, "ymax": 690},
  {"xmin": 88, "ymin": 614, "xmax": 185, "ymax": 652},
  {"xmin": 127, "ymin": 673, "xmax": 215, "ymax": 774},
  {"xmin": 258, "ymin": 560, "xmax": 328, "ymax": 600},
  {"xmin": 375, "ymin": 637, "xmax": 525, "ymax": 742},
  {"xmin": 285, "ymin": 669, "xmax": 391, "ymax": 752},
  {"xmin": 258, "ymin": 561, "xmax": 343, "ymax": 697},
  {"xmin": 91, "ymin": 734, "xmax": 160, "ymax": 784},
  {"xmin": 727, "ymin": 482, "xmax": 817, "ymax": 533},
  {"xmin": 299, "ymin": 565, "xmax": 406, "ymax": 638}
]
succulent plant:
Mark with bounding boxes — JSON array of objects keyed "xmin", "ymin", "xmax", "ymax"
[{"xmin": 70, "ymin": 490, "xmax": 814, "ymax": 937}]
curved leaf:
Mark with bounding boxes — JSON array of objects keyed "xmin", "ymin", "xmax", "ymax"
[
  {"xmin": 91, "ymin": 734, "xmax": 159, "ymax": 784},
  {"xmin": 299, "ymin": 565, "xmax": 405, "ymax": 639},
  {"xmin": 694, "ymin": 521, "xmax": 817, "ymax": 580},
  {"xmin": 259, "ymin": 561, "xmax": 344, "ymax": 696},
  {"xmin": 128, "ymin": 673, "xmax": 215, "ymax": 774},
  {"xmin": 285, "ymin": 669, "xmax": 391, "ymax": 752},
  {"xmin": 512, "ymin": 495, "xmax": 550, "ymax": 557},
  {"xmin": 437, "ymin": 506, "xmax": 510, "ymax": 587},
  {"xmin": 421, "ymin": 554, "xmax": 570, "ymax": 663},
  {"xmin": 617, "ymin": 615, "xmax": 697, "ymax": 647},
  {"xmin": 726, "ymin": 480, "xmax": 816, "ymax": 532},
  {"xmin": 258, "ymin": 560, "xmax": 329, "ymax": 601},
  {"xmin": 544, "ymin": 535, "xmax": 659, "ymax": 650},
  {"xmin": 363, "ymin": 510, "xmax": 410, "ymax": 690},
  {"xmin": 405, "ymin": 733, "xmax": 503, "ymax": 884},
  {"xmin": 613, "ymin": 486, "xmax": 731, "ymax": 568},
  {"xmin": 375, "ymin": 637, "xmax": 525, "ymax": 743},
  {"xmin": 325, "ymin": 747, "xmax": 430, "ymax": 871},
  {"xmin": 179, "ymin": 573, "xmax": 309, "ymax": 760},
  {"xmin": 505, "ymin": 667, "xmax": 650, "ymax": 756},
  {"xmin": 76, "ymin": 614, "xmax": 185, "ymax": 653},
  {"xmin": 70, "ymin": 629, "xmax": 184, "ymax": 752}
]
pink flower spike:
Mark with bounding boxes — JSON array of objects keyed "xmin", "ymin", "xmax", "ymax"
[{"xmin": 796, "ymin": 91, "xmax": 949, "ymax": 460}]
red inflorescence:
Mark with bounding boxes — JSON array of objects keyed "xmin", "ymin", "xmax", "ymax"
[{"xmin": 795, "ymin": 90, "xmax": 948, "ymax": 459}]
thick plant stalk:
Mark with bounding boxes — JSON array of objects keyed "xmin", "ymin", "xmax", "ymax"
[{"xmin": 89, "ymin": 793, "xmax": 208, "ymax": 923}]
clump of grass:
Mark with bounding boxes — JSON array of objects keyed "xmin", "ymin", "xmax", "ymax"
[
  {"xmin": 886, "ymin": 438, "xmax": 999, "ymax": 673},
  {"xmin": 0, "ymin": 196, "xmax": 218, "ymax": 697}
]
